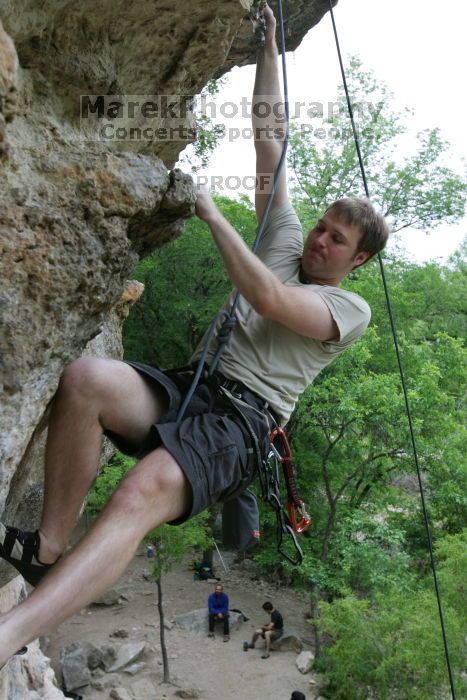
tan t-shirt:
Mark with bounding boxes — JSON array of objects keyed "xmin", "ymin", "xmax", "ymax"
[{"xmin": 192, "ymin": 202, "xmax": 371, "ymax": 425}]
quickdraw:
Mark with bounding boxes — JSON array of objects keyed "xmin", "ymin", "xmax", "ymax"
[{"xmin": 262, "ymin": 426, "xmax": 311, "ymax": 566}]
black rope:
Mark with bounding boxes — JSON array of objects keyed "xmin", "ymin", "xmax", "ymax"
[
  {"xmin": 177, "ymin": 0, "xmax": 290, "ymax": 421},
  {"xmin": 327, "ymin": 3, "xmax": 457, "ymax": 697}
]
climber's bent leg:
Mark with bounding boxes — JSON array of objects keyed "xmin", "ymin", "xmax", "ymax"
[
  {"xmin": 0, "ymin": 445, "xmax": 190, "ymax": 667},
  {"xmin": 0, "ymin": 357, "xmax": 170, "ymax": 584},
  {"xmin": 39, "ymin": 357, "xmax": 169, "ymax": 563}
]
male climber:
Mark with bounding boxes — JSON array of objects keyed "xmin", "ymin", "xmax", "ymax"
[{"xmin": 0, "ymin": 4, "xmax": 388, "ymax": 667}]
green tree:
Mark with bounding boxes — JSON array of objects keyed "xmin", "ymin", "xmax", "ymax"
[
  {"xmin": 251, "ymin": 254, "xmax": 466, "ymax": 657},
  {"xmin": 145, "ymin": 516, "xmax": 212, "ymax": 683},
  {"xmin": 288, "ymin": 56, "xmax": 466, "ymax": 235},
  {"xmin": 318, "ymin": 530, "xmax": 467, "ymax": 700}
]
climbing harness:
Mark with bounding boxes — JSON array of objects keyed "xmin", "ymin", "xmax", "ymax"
[{"xmin": 327, "ymin": 2, "xmax": 456, "ymax": 696}]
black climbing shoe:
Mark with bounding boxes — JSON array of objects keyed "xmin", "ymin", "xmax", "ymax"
[{"xmin": 0, "ymin": 524, "xmax": 54, "ymax": 586}]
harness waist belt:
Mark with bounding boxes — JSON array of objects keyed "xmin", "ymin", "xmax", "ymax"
[{"xmin": 212, "ymin": 371, "xmax": 279, "ymax": 424}]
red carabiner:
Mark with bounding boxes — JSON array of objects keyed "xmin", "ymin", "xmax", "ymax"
[
  {"xmin": 270, "ymin": 426, "xmax": 291, "ymax": 461},
  {"xmin": 287, "ymin": 501, "xmax": 311, "ymax": 534}
]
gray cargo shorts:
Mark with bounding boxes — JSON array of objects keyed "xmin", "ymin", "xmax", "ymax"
[{"xmin": 104, "ymin": 362, "xmax": 272, "ymax": 524}]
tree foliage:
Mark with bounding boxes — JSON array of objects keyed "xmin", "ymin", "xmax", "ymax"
[
  {"xmin": 288, "ymin": 56, "xmax": 466, "ymax": 235},
  {"xmin": 318, "ymin": 531, "xmax": 467, "ymax": 700},
  {"xmin": 84, "ymin": 452, "xmax": 134, "ymax": 518},
  {"xmin": 251, "ymin": 248, "xmax": 466, "ymax": 590}
]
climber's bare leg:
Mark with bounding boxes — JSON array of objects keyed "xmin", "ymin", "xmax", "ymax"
[
  {"xmin": 0, "ymin": 446, "xmax": 190, "ymax": 665},
  {"xmin": 39, "ymin": 357, "xmax": 168, "ymax": 564}
]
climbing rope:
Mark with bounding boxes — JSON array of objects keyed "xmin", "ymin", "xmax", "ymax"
[{"xmin": 327, "ymin": 2, "xmax": 457, "ymax": 697}]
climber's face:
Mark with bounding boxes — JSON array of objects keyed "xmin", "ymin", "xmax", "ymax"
[{"xmin": 302, "ymin": 210, "xmax": 369, "ymax": 285}]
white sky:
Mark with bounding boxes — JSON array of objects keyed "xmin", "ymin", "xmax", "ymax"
[{"xmin": 182, "ymin": 0, "xmax": 467, "ymax": 263}]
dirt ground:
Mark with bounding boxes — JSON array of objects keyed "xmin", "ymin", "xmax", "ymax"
[{"xmin": 46, "ymin": 544, "xmax": 319, "ymax": 700}]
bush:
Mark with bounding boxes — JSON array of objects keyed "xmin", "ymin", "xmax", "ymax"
[
  {"xmin": 84, "ymin": 452, "xmax": 135, "ymax": 517},
  {"xmin": 319, "ymin": 531, "xmax": 467, "ymax": 699}
]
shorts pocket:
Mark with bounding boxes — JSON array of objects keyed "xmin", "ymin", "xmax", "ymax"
[{"xmin": 207, "ymin": 442, "xmax": 243, "ymax": 503}]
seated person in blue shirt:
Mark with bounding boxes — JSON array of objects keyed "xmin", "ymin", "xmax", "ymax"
[{"xmin": 207, "ymin": 584, "xmax": 230, "ymax": 641}]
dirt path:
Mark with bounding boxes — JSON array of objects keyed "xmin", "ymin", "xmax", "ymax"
[{"xmin": 46, "ymin": 547, "xmax": 318, "ymax": 700}]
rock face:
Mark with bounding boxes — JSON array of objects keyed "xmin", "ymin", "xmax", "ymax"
[
  {"xmin": 0, "ymin": 0, "xmax": 333, "ymax": 693},
  {"xmin": 0, "ymin": 580, "xmax": 65, "ymax": 700},
  {"xmin": 0, "ymin": 18, "xmax": 18, "ymax": 159},
  {"xmin": 0, "ymin": 151, "xmax": 193, "ymax": 527},
  {"xmin": 0, "ymin": 280, "xmax": 145, "ymax": 570}
]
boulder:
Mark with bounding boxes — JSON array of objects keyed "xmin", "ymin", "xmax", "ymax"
[
  {"xmin": 110, "ymin": 688, "xmax": 133, "ymax": 700},
  {"xmin": 60, "ymin": 641, "xmax": 103, "ymax": 691},
  {"xmin": 296, "ymin": 649, "xmax": 315, "ymax": 674},
  {"xmin": 271, "ymin": 630, "xmax": 304, "ymax": 653},
  {"xmin": 106, "ymin": 641, "xmax": 146, "ymax": 672},
  {"xmin": 100, "ymin": 644, "xmax": 117, "ymax": 670},
  {"xmin": 174, "ymin": 607, "xmax": 244, "ymax": 635},
  {"xmin": 0, "ymin": 637, "xmax": 66, "ymax": 699},
  {"xmin": 0, "ymin": 578, "xmax": 67, "ymax": 699}
]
